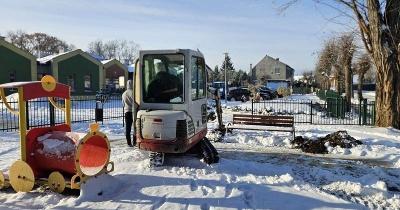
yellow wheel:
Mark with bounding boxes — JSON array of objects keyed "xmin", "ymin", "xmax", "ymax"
[
  {"xmin": 0, "ymin": 171, "xmax": 5, "ymax": 189},
  {"xmin": 9, "ymin": 160, "xmax": 35, "ymax": 192},
  {"xmin": 41, "ymin": 75, "xmax": 56, "ymax": 92},
  {"xmin": 48, "ymin": 172, "xmax": 66, "ymax": 193}
]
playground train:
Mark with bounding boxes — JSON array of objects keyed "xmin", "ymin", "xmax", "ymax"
[{"xmin": 0, "ymin": 76, "xmax": 114, "ymax": 193}]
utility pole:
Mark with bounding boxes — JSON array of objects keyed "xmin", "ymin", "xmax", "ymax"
[{"xmin": 223, "ymin": 52, "xmax": 229, "ymax": 104}]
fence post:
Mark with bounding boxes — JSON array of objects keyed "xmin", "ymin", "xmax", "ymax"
[
  {"xmin": 310, "ymin": 101, "xmax": 313, "ymax": 124},
  {"xmin": 340, "ymin": 97, "xmax": 345, "ymax": 118},
  {"xmin": 358, "ymin": 98, "xmax": 362, "ymax": 125},
  {"xmin": 251, "ymin": 99, "xmax": 254, "ymax": 116},
  {"xmin": 371, "ymin": 101, "xmax": 376, "ymax": 125},
  {"xmin": 362, "ymin": 98, "xmax": 367, "ymax": 125},
  {"xmin": 49, "ymin": 100, "xmax": 55, "ymax": 126},
  {"xmin": 25, "ymin": 101, "xmax": 29, "ymax": 130}
]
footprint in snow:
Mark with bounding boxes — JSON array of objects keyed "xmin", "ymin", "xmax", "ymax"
[
  {"xmin": 190, "ymin": 179, "xmax": 198, "ymax": 191},
  {"xmin": 243, "ymin": 190, "xmax": 254, "ymax": 209},
  {"xmin": 200, "ymin": 203, "xmax": 210, "ymax": 210},
  {"xmin": 224, "ymin": 184, "xmax": 233, "ymax": 198}
]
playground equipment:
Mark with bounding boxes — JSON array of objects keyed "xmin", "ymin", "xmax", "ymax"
[{"xmin": 0, "ymin": 76, "xmax": 114, "ymax": 193}]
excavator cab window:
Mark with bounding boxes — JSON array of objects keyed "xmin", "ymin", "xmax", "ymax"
[
  {"xmin": 191, "ymin": 56, "xmax": 206, "ymax": 101},
  {"xmin": 143, "ymin": 54, "xmax": 184, "ymax": 103}
]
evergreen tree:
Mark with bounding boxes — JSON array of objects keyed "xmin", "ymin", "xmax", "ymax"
[
  {"xmin": 213, "ymin": 65, "xmax": 221, "ymax": 82},
  {"xmin": 219, "ymin": 55, "xmax": 235, "ymax": 72},
  {"xmin": 219, "ymin": 55, "xmax": 235, "ymax": 85}
]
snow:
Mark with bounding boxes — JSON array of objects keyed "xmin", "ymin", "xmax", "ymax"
[
  {"xmin": 1, "ymin": 94, "xmax": 400, "ymax": 209},
  {"xmin": 35, "ymin": 131, "xmax": 78, "ymax": 159}
]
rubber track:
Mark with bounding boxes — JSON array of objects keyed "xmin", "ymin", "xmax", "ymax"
[
  {"xmin": 201, "ymin": 137, "xmax": 220, "ymax": 164},
  {"xmin": 149, "ymin": 152, "xmax": 164, "ymax": 167}
]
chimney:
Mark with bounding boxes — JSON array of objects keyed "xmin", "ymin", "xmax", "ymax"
[
  {"xmin": 59, "ymin": 46, "xmax": 68, "ymax": 53},
  {"xmin": 249, "ymin": 63, "xmax": 253, "ymax": 82}
]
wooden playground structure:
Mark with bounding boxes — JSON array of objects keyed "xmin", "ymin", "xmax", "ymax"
[{"xmin": 0, "ymin": 76, "xmax": 114, "ymax": 193}]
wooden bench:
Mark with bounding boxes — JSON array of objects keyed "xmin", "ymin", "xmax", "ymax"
[{"xmin": 226, "ymin": 114, "xmax": 295, "ymax": 139}]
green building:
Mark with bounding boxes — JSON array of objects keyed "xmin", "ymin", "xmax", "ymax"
[
  {"xmin": 0, "ymin": 39, "xmax": 37, "ymax": 96},
  {"xmin": 38, "ymin": 49, "xmax": 103, "ymax": 96}
]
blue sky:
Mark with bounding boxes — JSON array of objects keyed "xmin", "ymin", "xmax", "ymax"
[{"xmin": 0, "ymin": 0, "xmax": 350, "ymax": 75}]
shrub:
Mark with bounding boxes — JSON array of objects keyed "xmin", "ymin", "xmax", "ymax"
[{"xmin": 277, "ymin": 86, "xmax": 291, "ymax": 97}]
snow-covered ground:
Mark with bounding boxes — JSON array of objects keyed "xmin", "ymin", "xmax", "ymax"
[{"xmin": 1, "ymin": 94, "xmax": 400, "ymax": 209}]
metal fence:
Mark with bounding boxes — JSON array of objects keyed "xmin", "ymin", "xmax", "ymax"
[
  {"xmin": 0, "ymin": 98, "xmax": 19, "ymax": 131},
  {"xmin": 0, "ymin": 95, "xmax": 376, "ymax": 132},
  {"xmin": 230, "ymin": 98, "xmax": 375, "ymax": 125},
  {"xmin": 0, "ymin": 96, "xmax": 124, "ymax": 132}
]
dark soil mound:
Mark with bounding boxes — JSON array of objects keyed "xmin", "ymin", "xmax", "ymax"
[{"xmin": 292, "ymin": 130, "xmax": 363, "ymax": 154}]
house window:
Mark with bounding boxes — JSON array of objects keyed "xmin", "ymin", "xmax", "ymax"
[
  {"xmin": 67, "ymin": 74, "xmax": 75, "ymax": 91},
  {"xmin": 37, "ymin": 73, "xmax": 46, "ymax": 80},
  {"xmin": 9, "ymin": 71, "xmax": 16, "ymax": 82},
  {"xmin": 275, "ymin": 68, "xmax": 280, "ymax": 74},
  {"xmin": 9, "ymin": 71, "xmax": 16, "ymax": 91},
  {"xmin": 84, "ymin": 75, "xmax": 92, "ymax": 92}
]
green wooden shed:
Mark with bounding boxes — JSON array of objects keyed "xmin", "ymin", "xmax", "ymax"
[
  {"xmin": 0, "ymin": 39, "xmax": 37, "ymax": 96},
  {"xmin": 38, "ymin": 49, "xmax": 103, "ymax": 96}
]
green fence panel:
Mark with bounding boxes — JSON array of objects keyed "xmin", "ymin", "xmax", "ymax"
[{"xmin": 326, "ymin": 97, "xmax": 345, "ymax": 118}]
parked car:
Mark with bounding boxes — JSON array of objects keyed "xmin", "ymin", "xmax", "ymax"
[
  {"xmin": 208, "ymin": 86, "xmax": 227, "ymax": 98},
  {"xmin": 227, "ymin": 87, "xmax": 252, "ymax": 101},
  {"xmin": 259, "ymin": 86, "xmax": 278, "ymax": 99},
  {"xmin": 258, "ymin": 90, "xmax": 271, "ymax": 100}
]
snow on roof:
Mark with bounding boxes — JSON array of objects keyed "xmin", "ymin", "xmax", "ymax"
[
  {"xmin": 0, "ymin": 81, "xmax": 40, "ymax": 88},
  {"xmin": 101, "ymin": 59, "xmax": 114, "ymax": 64},
  {"xmin": 86, "ymin": 52, "xmax": 106, "ymax": 61},
  {"xmin": 37, "ymin": 51, "xmax": 106, "ymax": 64},
  {"xmin": 37, "ymin": 51, "xmax": 69, "ymax": 64}
]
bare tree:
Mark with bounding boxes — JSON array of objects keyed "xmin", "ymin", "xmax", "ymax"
[
  {"xmin": 315, "ymin": 38, "xmax": 338, "ymax": 90},
  {"xmin": 29, "ymin": 33, "xmax": 68, "ymax": 53},
  {"xmin": 355, "ymin": 53, "xmax": 372, "ymax": 100},
  {"xmin": 337, "ymin": 32, "xmax": 356, "ymax": 111},
  {"xmin": 280, "ymin": 0, "xmax": 400, "ymax": 128},
  {"xmin": 6, "ymin": 30, "xmax": 30, "ymax": 52},
  {"xmin": 87, "ymin": 39, "xmax": 141, "ymax": 64},
  {"xmin": 103, "ymin": 40, "xmax": 118, "ymax": 60},
  {"xmin": 120, "ymin": 40, "xmax": 140, "ymax": 64},
  {"xmin": 68, "ymin": 43, "xmax": 77, "ymax": 51},
  {"xmin": 6, "ymin": 30, "xmax": 69, "ymax": 55},
  {"xmin": 302, "ymin": 70, "xmax": 314, "ymax": 90},
  {"xmin": 87, "ymin": 39, "xmax": 105, "ymax": 58},
  {"xmin": 364, "ymin": 66, "xmax": 376, "ymax": 84}
]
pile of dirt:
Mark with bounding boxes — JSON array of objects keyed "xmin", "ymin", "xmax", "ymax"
[{"xmin": 292, "ymin": 130, "xmax": 363, "ymax": 154}]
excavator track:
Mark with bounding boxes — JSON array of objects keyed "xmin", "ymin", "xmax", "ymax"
[
  {"xmin": 200, "ymin": 137, "xmax": 220, "ymax": 164},
  {"xmin": 147, "ymin": 138, "xmax": 219, "ymax": 167},
  {"xmin": 149, "ymin": 152, "xmax": 165, "ymax": 167}
]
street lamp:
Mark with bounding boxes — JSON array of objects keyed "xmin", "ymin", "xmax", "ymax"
[{"xmin": 223, "ymin": 52, "xmax": 229, "ymax": 103}]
